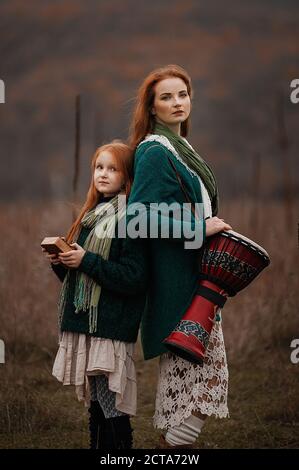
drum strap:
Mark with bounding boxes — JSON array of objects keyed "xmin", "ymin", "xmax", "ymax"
[{"xmin": 197, "ymin": 285, "xmax": 227, "ymax": 308}]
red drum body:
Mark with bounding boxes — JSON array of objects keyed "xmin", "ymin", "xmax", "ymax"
[
  {"xmin": 200, "ymin": 230, "xmax": 270, "ymax": 297},
  {"xmin": 163, "ymin": 230, "xmax": 270, "ymax": 365}
]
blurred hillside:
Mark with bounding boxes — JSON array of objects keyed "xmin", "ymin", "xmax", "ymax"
[{"xmin": 0, "ymin": 0, "xmax": 299, "ymax": 202}]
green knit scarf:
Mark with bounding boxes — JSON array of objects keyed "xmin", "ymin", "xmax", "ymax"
[
  {"xmin": 58, "ymin": 194, "xmax": 126, "ymax": 334},
  {"xmin": 153, "ymin": 122, "xmax": 219, "ymax": 215}
]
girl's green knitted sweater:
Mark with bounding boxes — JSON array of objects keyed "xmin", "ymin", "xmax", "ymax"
[{"xmin": 52, "ymin": 226, "xmax": 148, "ymax": 343}]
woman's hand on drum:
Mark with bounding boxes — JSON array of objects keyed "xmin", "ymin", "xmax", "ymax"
[{"xmin": 205, "ymin": 217, "xmax": 232, "ymax": 237}]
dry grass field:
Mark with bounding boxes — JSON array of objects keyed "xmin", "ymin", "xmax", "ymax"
[{"xmin": 0, "ymin": 198, "xmax": 298, "ymax": 449}]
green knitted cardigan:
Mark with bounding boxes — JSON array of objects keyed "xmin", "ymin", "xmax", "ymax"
[
  {"xmin": 52, "ymin": 225, "xmax": 148, "ymax": 343},
  {"xmin": 128, "ymin": 139, "xmax": 208, "ymax": 359}
]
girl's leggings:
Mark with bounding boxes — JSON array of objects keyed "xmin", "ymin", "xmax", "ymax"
[{"xmin": 88, "ymin": 374, "xmax": 126, "ymax": 419}]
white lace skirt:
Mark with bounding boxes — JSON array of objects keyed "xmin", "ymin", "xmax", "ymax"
[{"xmin": 154, "ymin": 316, "xmax": 229, "ymax": 430}]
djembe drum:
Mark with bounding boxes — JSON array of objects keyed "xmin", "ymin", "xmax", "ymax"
[{"xmin": 163, "ymin": 230, "xmax": 270, "ymax": 364}]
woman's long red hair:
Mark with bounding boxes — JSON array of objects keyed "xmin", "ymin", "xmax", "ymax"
[
  {"xmin": 129, "ymin": 64, "xmax": 193, "ymax": 149},
  {"xmin": 65, "ymin": 141, "xmax": 133, "ymax": 243}
]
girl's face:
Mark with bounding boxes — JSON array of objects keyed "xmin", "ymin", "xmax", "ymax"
[
  {"xmin": 94, "ymin": 150, "xmax": 125, "ymax": 197},
  {"xmin": 152, "ymin": 77, "xmax": 191, "ymax": 128}
]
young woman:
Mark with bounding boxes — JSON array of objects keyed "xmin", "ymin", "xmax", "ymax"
[
  {"xmin": 128, "ymin": 65, "xmax": 232, "ymax": 448},
  {"xmin": 42, "ymin": 141, "xmax": 148, "ymax": 449}
]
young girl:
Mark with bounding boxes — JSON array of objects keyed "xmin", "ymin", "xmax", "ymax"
[{"xmin": 42, "ymin": 141, "xmax": 148, "ymax": 449}]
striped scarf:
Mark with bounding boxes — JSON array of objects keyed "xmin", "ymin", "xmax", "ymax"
[{"xmin": 58, "ymin": 194, "xmax": 126, "ymax": 334}]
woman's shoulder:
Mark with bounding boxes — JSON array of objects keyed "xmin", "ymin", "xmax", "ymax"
[
  {"xmin": 136, "ymin": 139, "xmax": 167, "ymax": 155},
  {"xmin": 134, "ymin": 135, "xmax": 174, "ymax": 166}
]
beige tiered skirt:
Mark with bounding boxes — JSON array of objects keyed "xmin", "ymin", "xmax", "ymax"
[{"xmin": 52, "ymin": 331, "xmax": 137, "ymax": 415}]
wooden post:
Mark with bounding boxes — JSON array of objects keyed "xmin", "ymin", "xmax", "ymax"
[
  {"xmin": 276, "ymin": 90, "xmax": 294, "ymax": 227},
  {"xmin": 72, "ymin": 95, "xmax": 81, "ymax": 222},
  {"xmin": 250, "ymin": 152, "xmax": 261, "ymax": 235}
]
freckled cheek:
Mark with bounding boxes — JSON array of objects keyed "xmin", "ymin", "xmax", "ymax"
[
  {"xmin": 113, "ymin": 175, "xmax": 122, "ymax": 185},
  {"xmin": 184, "ymin": 98, "xmax": 191, "ymax": 113},
  {"xmin": 114, "ymin": 175, "xmax": 124, "ymax": 188},
  {"xmin": 156, "ymin": 102, "xmax": 171, "ymax": 117}
]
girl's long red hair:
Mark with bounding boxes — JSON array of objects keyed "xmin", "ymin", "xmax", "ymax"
[
  {"xmin": 129, "ymin": 64, "xmax": 193, "ymax": 149},
  {"xmin": 66, "ymin": 141, "xmax": 133, "ymax": 243}
]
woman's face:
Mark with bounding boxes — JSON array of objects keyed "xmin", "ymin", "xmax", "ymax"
[
  {"xmin": 94, "ymin": 150, "xmax": 124, "ymax": 197},
  {"xmin": 152, "ymin": 77, "xmax": 191, "ymax": 128}
]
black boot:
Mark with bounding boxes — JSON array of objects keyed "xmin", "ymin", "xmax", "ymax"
[
  {"xmin": 88, "ymin": 400, "xmax": 106, "ymax": 449},
  {"xmin": 102, "ymin": 415, "xmax": 133, "ymax": 449}
]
